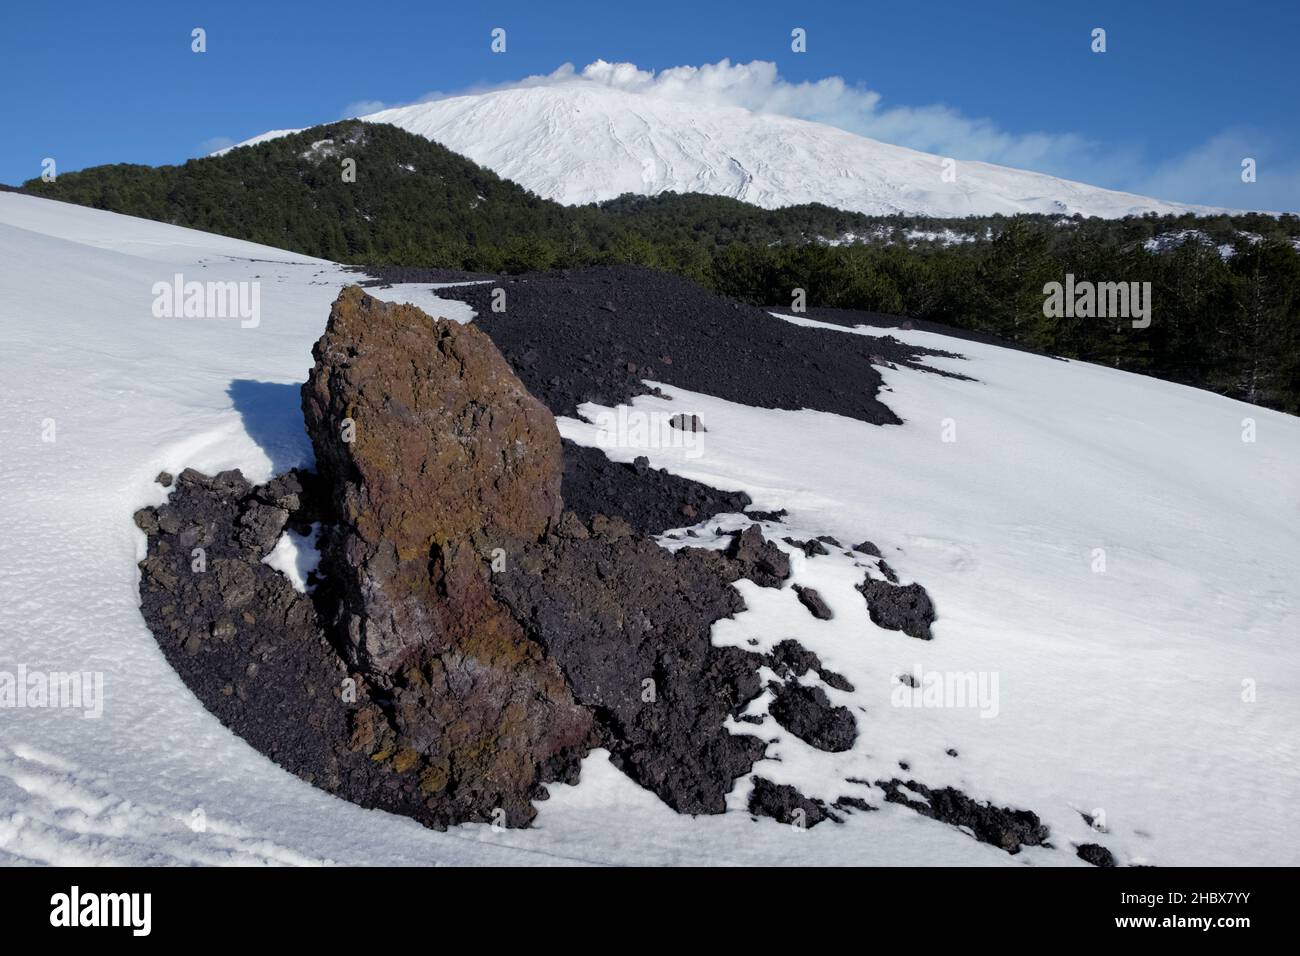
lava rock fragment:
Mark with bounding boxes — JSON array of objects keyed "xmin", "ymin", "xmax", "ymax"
[{"xmin": 857, "ymin": 578, "xmax": 936, "ymax": 640}]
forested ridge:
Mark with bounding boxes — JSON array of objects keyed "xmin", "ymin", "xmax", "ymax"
[{"xmin": 21, "ymin": 120, "xmax": 1300, "ymax": 412}]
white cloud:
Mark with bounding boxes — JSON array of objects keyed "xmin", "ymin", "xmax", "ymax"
[
  {"xmin": 456, "ymin": 59, "xmax": 1122, "ymax": 180},
  {"xmin": 1126, "ymin": 129, "xmax": 1300, "ymax": 214},
  {"xmin": 196, "ymin": 136, "xmax": 236, "ymax": 156},
  {"xmin": 340, "ymin": 100, "xmax": 389, "ymax": 119}
]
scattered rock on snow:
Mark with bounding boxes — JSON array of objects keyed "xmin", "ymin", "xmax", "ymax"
[
  {"xmin": 784, "ymin": 536, "xmax": 829, "ymax": 557},
  {"xmin": 857, "ymin": 577, "xmax": 937, "ymax": 640},
  {"xmin": 878, "ymin": 778, "xmax": 1050, "ymax": 854},
  {"xmin": 1076, "ymin": 843, "xmax": 1117, "ymax": 867},
  {"xmin": 726, "ymin": 524, "xmax": 791, "ymax": 588},
  {"xmin": 876, "ymin": 558, "xmax": 900, "ymax": 583},
  {"xmin": 748, "ymin": 777, "xmax": 837, "ymax": 828},
  {"xmin": 134, "ymin": 284, "xmax": 1064, "ymax": 858},
  {"xmin": 833, "ymin": 795, "xmax": 877, "ymax": 813},
  {"xmin": 794, "ymin": 584, "xmax": 834, "ymax": 620},
  {"xmin": 668, "ymin": 413, "xmax": 706, "ymax": 432},
  {"xmin": 769, "ymin": 682, "xmax": 857, "ymax": 752},
  {"xmin": 766, "ymin": 639, "xmax": 854, "ymax": 692}
]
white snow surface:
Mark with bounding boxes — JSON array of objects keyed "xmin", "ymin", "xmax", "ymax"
[
  {"xmin": 262, "ymin": 524, "xmax": 321, "ymax": 594},
  {"xmin": 220, "ymin": 83, "xmax": 1227, "ymax": 219},
  {"xmin": 2, "ymin": 193, "xmax": 1297, "ymax": 866}
]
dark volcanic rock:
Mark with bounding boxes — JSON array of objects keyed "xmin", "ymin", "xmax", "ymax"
[
  {"xmin": 492, "ymin": 517, "xmax": 779, "ymax": 814},
  {"xmin": 857, "ymin": 577, "xmax": 937, "ymax": 640},
  {"xmin": 136, "ymin": 468, "xmax": 472, "ymax": 829},
  {"xmin": 439, "ymin": 265, "xmax": 961, "ymax": 425},
  {"xmin": 726, "ymin": 524, "xmax": 791, "ymax": 588},
  {"xmin": 1077, "ymin": 843, "xmax": 1117, "ymax": 867},
  {"xmin": 793, "ymin": 584, "xmax": 834, "ymax": 620},
  {"xmin": 768, "ymin": 683, "xmax": 857, "ymax": 752},
  {"xmin": 560, "ymin": 439, "xmax": 751, "ymax": 536},
  {"xmin": 852, "ymin": 540, "xmax": 882, "ymax": 558},
  {"xmin": 668, "ymin": 413, "xmax": 706, "ymax": 432},
  {"xmin": 748, "ymin": 777, "xmax": 837, "ymax": 828},
  {"xmin": 137, "ymin": 469, "xmax": 339, "ymax": 756},
  {"xmin": 833, "ymin": 795, "xmax": 877, "ymax": 813},
  {"xmin": 878, "ymin": 778, "xmax": 1050, "ymax": 854},
  {"xmin": 766, "ymin": 639, "xmax": 854, "ymax": 692},
  {"xmin": 784, "ymin": 536, "xmax": 829, "ymax": 557}
]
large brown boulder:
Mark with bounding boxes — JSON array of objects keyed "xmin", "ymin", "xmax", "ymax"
[
  {"xmin": 301, "ymin": 287, "xmax": 590, "ymax": 825},
  {"xmin": 303, "ymin": 285, "xmax": 563, "ymax": 674}
]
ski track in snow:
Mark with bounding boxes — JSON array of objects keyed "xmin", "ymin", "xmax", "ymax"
[{"xmin": 2, "ymin": 193, "xmax": 1297, "ymax": 866}]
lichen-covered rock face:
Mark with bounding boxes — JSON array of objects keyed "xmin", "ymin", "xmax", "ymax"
[
  {"xmin": 302, "ymin": 285, "xmax": 564, "ymax": 675},
  {"xmin": 299, "ymin": 286, "xmax": 591, "ymax": 825}
]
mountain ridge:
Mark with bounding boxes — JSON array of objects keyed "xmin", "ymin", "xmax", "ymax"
[{"xmin": 222, "ymin": 82, "xmax": 1230, "ymax": 218}]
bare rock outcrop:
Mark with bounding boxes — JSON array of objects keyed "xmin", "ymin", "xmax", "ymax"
[
  {"xmin": 302, "ymin": 286, "xmax": 565, "ymax": 675},
  {"xmin": 301, "ymin": 287, "xmax": 592, "ymax": 826}
]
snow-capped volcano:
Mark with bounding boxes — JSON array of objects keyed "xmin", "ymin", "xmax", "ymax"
[{"xmin": 225, "ymin": 80, "xmax": 1218, "ymax": 218}]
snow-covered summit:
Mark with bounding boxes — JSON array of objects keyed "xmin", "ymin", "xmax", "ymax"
[{"xmin": 224, "ymin": 78, "xmax": 1221, "ymax": 218}]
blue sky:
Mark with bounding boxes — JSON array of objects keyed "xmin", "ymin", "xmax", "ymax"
[{"xmin": 2, "ymin": 0, "xmax": 1296, "ymax": 209}]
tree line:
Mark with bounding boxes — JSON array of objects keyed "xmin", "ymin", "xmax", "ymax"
[{"xmin": 21, "ymin": 120, "xmax": 1300, "ymax": 413}]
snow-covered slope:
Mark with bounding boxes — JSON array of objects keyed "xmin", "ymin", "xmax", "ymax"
[
  {"xmin": 2, "ymin": 194, "xmax": 1296, "ymax": 866},
  {"xmin": 224, "ymin": 82, "xmax": 1219, "ymax": 218}
]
